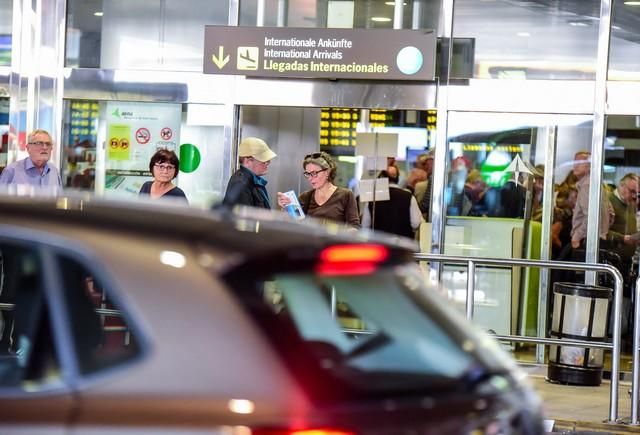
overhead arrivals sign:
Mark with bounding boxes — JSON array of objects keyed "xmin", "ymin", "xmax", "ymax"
[{"xmin": 203, "ymin": 26, "xmax": 436, "ymax": 81}]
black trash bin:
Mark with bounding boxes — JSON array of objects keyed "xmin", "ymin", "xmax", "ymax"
[{"xmin": 547, "ymin": 282, "xmax": 612, "ymax": 386}]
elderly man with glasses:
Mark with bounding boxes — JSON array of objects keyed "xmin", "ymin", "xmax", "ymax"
[
  {"xmin": 0, "ymin": 129, "xmax": 62, "ymax": 189},
  {"xmin": 607, "ymin": 173, "xmax": 639, "ymax": 255},
  {"xmin": 606, "ymin": 172, "xmax": 640, "ymax": 352}
]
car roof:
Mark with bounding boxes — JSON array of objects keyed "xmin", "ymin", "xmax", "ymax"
[{"xmin": 0, "ymin": 193, "xmax": 419, "ymax": 256}]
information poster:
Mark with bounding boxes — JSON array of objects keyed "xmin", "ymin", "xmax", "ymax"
[
  {"xmin": 107, "ymin": 124, "xmax": 131, "ymax": 161},
  {"xmin": 105, "ymin": 102, "xmax": 182, "ymax": 196}
]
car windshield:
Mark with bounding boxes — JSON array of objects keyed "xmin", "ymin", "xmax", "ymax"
[{"xmin": 239, "ymin": 262, "xmax": 515, "ymax": 397}]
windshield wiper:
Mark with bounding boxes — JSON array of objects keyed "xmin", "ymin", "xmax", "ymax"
[{"xmin": 344, "ymin": 332, "xmax": 391, "ymax": 360}]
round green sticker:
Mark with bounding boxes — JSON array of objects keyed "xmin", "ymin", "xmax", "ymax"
[{"xmin": 179, "ymin": 143, "xmax": 201, "ymax": 173}]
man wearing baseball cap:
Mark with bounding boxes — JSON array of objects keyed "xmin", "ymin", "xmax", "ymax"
[{"xmin": 222, "ymin": 137, "xmax": 277, "ymax": 208}]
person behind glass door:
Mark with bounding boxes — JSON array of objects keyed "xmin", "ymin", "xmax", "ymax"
[
  {"xmin": 139, "ymin": 149, "xmax": 188, "ymax": 203},
  {"xmin": 222, "ymin": 137, "xmax": 277, "ymax": 209},
  {"xmin": 414, "ymin": 150, "xmax": 434, "ymax": 221},
  {"xmin": 404, "ymin": 168, "xmax": 427, "ymax": 195},
  {"xmin": 570, "ymin": 150, "xmax": 613, "ymax": 249},
  {"xmin": 402, "ymin": 152, "xmax": 429, "ymax": 191},
  {"xmin": 0, "ymin": 129, "xmax": 62, "ymax": 190},
  {"xmin": 606, "ymin": 173, "xmax": 639, "ymax": 347},
  {"xmin": 551, "ymin": 184, "xmax": 578, "ymax": 260},
  {"xmin": 277, "ymin": 151, "xmax": 360, "ymax": 229},
  {"xmin": 462, "ymin": 169, "xmax": 489, "ymax": 216},
  {"xmin": 607, "ymin": 173, "xmax": 639, "ymax": 256}
]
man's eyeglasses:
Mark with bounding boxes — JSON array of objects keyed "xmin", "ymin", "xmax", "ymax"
[
  {"xmin": 28, "ymin": 141, "xmax": 52, "ymax": 148},
  {"xmin": 303, "ymin": 168, "xmax": 328, "ymax": 178},
  {"xmin": 154, "ymin": 163, "xmax": 176, "ymax": 172}
]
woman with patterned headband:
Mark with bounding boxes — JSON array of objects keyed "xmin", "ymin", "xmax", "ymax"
[{"xmin": 277, "ymin": 151, "xmax": 360, "ymax": 228}]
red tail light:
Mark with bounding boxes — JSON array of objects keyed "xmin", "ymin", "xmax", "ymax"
[
  {"xmin": 253, "ymin": 429, "xmax": 356, "ymax": 435},
  {"xmin": 289, "ymin": 431, "xmax": 355, "ymax": 435},
  {"xmin": 316, "ymin": 244, "xmax": 389, "ymax": 276},
  {"xmin": 320, "ymin": 244, "xmax": 389, "ymax": 263}
]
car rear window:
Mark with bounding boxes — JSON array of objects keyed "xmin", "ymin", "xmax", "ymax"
[{"xmin": 227, "ymin": 260, "xmax": 514, "ymax": 398}]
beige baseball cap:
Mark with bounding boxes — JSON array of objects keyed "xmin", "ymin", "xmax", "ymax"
[{"xmin": 238, "ymin": 137, "xmax": 277, "ymax": 162}]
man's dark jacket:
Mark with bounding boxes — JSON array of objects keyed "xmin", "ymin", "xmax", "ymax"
[
  {"xmin": 222, "ymin": 166, "xmax": 270, "ymax": 209},
  {"xmin": 368, "ymin": 186, "xmax": 413, "ymax": 238}
]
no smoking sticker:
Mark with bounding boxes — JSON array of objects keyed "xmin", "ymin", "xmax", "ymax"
[{"xmin": 136, "ymin": 127, "xmax": 150, "ymax": 144}]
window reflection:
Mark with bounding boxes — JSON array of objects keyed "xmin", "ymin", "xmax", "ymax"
[
  {"xmin": 0, "ymin": 0, "xmax": 11, "ymax": 67},
  {"xmin": 66, "ymin": 0, "xmax": 229, "ymax": 70},
  {"xmin": 453, "ymin": 0, "xmax": 600, "ymax": 80},
  {"xmin": 241, "ymin": 1, "xmax": 441, "ymax": 31},
  {"xmin": 610, "ymin": 0, "xmax": 640, "ymax": 80}
]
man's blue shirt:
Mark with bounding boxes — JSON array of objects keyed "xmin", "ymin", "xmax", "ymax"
[
  {"xmin": 247, "ymin": 167, "xmax": 270, "ymax": 208},
  {"xmin": 0, "ymin": 157, "xmax": 62, "ymax": 188}
]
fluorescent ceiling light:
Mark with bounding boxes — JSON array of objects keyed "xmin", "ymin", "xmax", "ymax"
[
  {"xmin": 371, "ymin": 17, "xmax": 392, "ymax": 22},
  {"xmin": 94, "ymin": 11, "xmax": 103, "ymax": 16},
  {"xmin": 624, "ymin": 1, "xmax": 640, "ymax": 4},
  {"xmin": 516, "ymin": 32, "xmax": 530, "ymax": 37},
  {"xmin": 384, "ymin": 1, "xmax": 407, "ymax": 4}
]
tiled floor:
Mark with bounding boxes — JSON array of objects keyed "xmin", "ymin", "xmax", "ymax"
[
  {"xmin": 529, "ymin": 374, "xmax": 630, "ymax": 421},
  {"xmin": 522, "ymin": 366, "xmax": 640, "ymax": 433},
  {"xmin": 512, "ymin": 345, "xmax": 640, "ymax": 432}
]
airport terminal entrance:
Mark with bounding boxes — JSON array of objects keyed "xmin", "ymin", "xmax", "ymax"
[
  {"xmin": 237, "ymin": 105, "xmax": 437, "ymax": 211},
  {"xmin": 237, "ymin": 103, "xmax": 601, "ymax": 343}
]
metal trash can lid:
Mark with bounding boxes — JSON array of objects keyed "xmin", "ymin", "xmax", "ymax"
[{"xmin": 553, "ymin": 281, "xmax": 612, "ymax": 299}]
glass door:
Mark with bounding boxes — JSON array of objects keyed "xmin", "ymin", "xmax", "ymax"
[
  {"xmin": 602, "ymin": 115, "xmax": 640, "ymax": 352},
  {"xmin": 440, "ymin": 112, "xmax": 594, "ymax": 341}
]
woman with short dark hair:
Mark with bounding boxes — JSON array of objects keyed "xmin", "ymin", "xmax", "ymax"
[{"xmin": 139, "ymin": 149, "xmax": 188, "ymax": 203}]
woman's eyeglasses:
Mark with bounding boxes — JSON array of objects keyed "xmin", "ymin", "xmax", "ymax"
[
  {"xmin": 154, "ymin": 163, "xmax": 176, "ymax": 172},
  {"xmin": 303, "ymin": 168, "xmax": 328, "ymax": 178}
]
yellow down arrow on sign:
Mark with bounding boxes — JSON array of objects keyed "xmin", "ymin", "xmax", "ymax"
[{"xmin": 211, "ymin": 46, "xmax": 230, "ymax": 69}]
